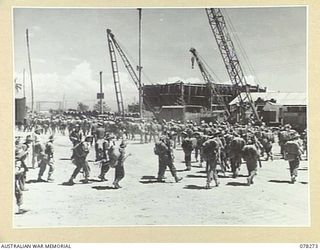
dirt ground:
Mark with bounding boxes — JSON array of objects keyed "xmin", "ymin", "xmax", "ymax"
[{"xmin": 14, "ymin": 133, "xmax": 309, "ymax": 227}]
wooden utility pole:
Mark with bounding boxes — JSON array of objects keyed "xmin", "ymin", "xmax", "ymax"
[
  {"xmin": 138, "ymin": 8, "xmax": 143, "ymax": 118},
  {"xmin": 22, "ymin": 68, "xmax": 26, "ymax": 98},
  {"xmin": 26, "ymin": 29, "xmax": 34, "ymax": 114},
  {"xmin": 99, "ymin": 71, "xmax": 103, "ymax": 113}
]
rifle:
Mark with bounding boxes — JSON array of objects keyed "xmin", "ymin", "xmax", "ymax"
[
  {"xmin": 93, "ymin": 153, "xmax": 132, "ymax": 166},
  {"xmin": 258, "ymin": 155, "xmax": 262, "ymax": 168}
]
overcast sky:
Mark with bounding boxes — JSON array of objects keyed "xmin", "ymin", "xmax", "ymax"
[{"xmin": 13, "ymin": 7, "xmax": 306, "ymax": 111}]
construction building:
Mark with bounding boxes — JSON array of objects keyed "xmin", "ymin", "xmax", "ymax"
[{"xmin": 143, "ymin": 81, "xmax": 266, "ymax": 122}]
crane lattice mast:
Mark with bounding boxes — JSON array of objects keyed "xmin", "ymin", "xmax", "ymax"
[
  {"xmin": 205, "ymin": 8, "xmax": 260, "ymax": 122},
  {"xmin": 107, "ymin": 29, "xmax": 156, "ymax": 116},
  {"xmin": 190, "ymin": 47, "xmax": 230, "ymax": 116},
  {"xmin": 106, "ymin": 29, "xmax": 125, "ymax": 116}
]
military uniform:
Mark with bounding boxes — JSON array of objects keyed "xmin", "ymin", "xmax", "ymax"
[
  {"xmin": 69, "ymin": 126, "xmax": 83, "ymax": 146},
  {"xmin": 37, "ymin": 136, "xmax": 55, "ymax": 182},
  {"xmin": 154, "ymin": 135, "xmax": 182, "ymax": 183},
  {"xmin": 202, "ymin": 138, "xmax": 220, "ymax": 188},
  {"xmin": 113, "ymin": 142, "xmax": 127, "ymax": 189},
  {"xmin": 96, "ymin": 138, "xmax": 110, "ymax": 181},
  {"xmin": 284, "ymin": 135, "xmax": 302, "ymax": 183},
  {"xmin": 15, "ymin": 147, "xmax": 29, "ymax": 213},
  {"xmin": 68, "ymin": 140, "xmax": 90, "ymax": 184},
  {"xmin": 242, "ymin": 144, "xmax": 259, "ymax": 185},
  {"xmin": 181, "ymin": 135, "xmax": 195, "ymax": 171},
  {"xmin": 229, "ymin": 137, "xmax": 246, "ymax": 178}
]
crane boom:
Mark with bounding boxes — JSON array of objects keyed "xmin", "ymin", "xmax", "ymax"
[
  {"xmin": 107, "ymin": 29, "xmax": 125, "ymax": 116},
  {"xmin": 205, "ymin": 8, "xmax": 261, "ymax": 122},
  {"xmin": 189, "ymin": 47, "xmax": 230, "ymax": 116},
  {"xmin": 107, "ymin": 29, "xmax": 142, "ymax": 90},
  {"xmin": 106, "ymin": 29, "xmax": 157, "ymax": 117}
]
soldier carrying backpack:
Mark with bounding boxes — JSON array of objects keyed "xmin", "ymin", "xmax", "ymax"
[
  {"xmin": 154, "ymin": 133, "xmax": 183, "ymax": 183},
  {"xmin": 284, "ymin": 132, "xmax": 303, "ymax": 183}
]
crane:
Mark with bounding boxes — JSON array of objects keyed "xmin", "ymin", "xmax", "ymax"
[
  {"xmin": 205, "ymin": 8, "xmax": 261, "ymax": 123},
  {"xmin": 106, "ymin": 29, "xmax": 156, "ymax": 117},
  {"xmin": 190, "ymin": 47, "xmax": 230, "ymax": 117},
  {"xmin": 106, "ymin": 29, "xmax": 125, "ymax": 116}
]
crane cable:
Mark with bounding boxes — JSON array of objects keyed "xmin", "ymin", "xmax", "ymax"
[
  {"xmin": 116, "ymin": 39, "xmax": 155, "ymax": 86},
  {"xmin": 222, "ymin": 9, "xmax": 262, "ymax": 87}
]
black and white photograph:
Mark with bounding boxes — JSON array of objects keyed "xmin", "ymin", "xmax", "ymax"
[{"xmin": 13, "ymin": 7, "xmax": 308, "ymax": 228}]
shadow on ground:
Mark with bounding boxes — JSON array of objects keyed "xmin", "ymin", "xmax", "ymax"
[
  {"xmin": 139, "ymin": 180, "xmax": 161, "ymax": 184},
  {"xmin": 141, "ymin": 175, "xmax": 157, "ymax": 180},
  {"xmin": 186, "ymin": 174, "xmax": 206, "ymax": 178},
  {"xmin": 268, "ymin": 180, "xmax": 292, "ymax": 184},
  {"xmin": 26, "ymin": 179, "xmax": 47, "ymax": 184},
  {"xmin": 226, "ymin": 181, "xmax": 248, "ymax": 187},
  {"xmin": 15, "ymin": 209, "xmax": 30, "ymax": 215},
  {"xmin": 183, "ymin": 184, "xmax": 208, "ymax": 190},
  {"xmin": 92, "ymin": 186, "xmax": 117, "ymax": 190}
]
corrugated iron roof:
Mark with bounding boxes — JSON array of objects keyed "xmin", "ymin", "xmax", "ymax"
[{"xmin": 229, "ymin": 92, "xmax": 306, "ymax": 106}]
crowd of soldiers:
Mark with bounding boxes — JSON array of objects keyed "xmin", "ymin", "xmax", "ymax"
[{"xmin": 14, "ymin": 113, "xmax": 308, "ymax": 214}]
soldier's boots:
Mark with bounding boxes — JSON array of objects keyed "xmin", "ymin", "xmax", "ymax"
[
  {"xmin": 47, "ymin": 174, "xmax": 54, "ymax": 182},
  {"xmin": 174, "ymin": 176, "xmax": 183, "ymax": 183},
  {"xmin": 113, "ymin": 181, "xmax": 122, "ymax": 189},
  {"xmin": 82, "ymin": 178, "xmax": 89, "ymax": 184},
  {"xmin": 215, "ymin": 179, "xmax": 220, "ymax": 187},
  {"xmin": 247, "ymin": 175, "xmax": 255, "ymax": 186},
  {"xmin": 157, "ymin": 178, "xmax": 165, "ymax": 182},
  {"xmin": 98, "ymin": 174, "xmax": 107, "ymax": 181},
  {"xmin": 232, "ymin": 169, "xmax": 239, "ymax": 178},
  {"xmin": 212, "ymin": 174, "xmax": 220, "ymax": 187},
  {"xmin": 291, "ymin": 175, "xmax": 296, "ymax": 184},
  {"xmin": 186, "ymin": 164, "xmax": 191, "ymax": 171},
  {"xmin": 37, "ymin": 176, "xmax": 46, "ymax": 182},
  {"xmin": 67, "ymin": 178, "xmax": 75, "ymax": 185}
]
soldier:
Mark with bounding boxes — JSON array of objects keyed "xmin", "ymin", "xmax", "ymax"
[
  {"xmin": 112, "ymin": 141, "xmax": 129, "ymax": 189},
  {"xmin": 37, "ymin": 135, "xmax": 55, "ymax": 182},
  {"xmin": 193, "ymin": 131, "xmax": 204, "ymax": 165},
  {"xmin": 278, "ymin": 124, "xmax": 292, "ymax": 158},
  {"xmin": 260, "ymin": 129, "xmax": 274, "ymax": 161},
  {"xmin": 67, "ymin": 136, "xmax": 91, "ymax": 185},
  {"xmin": 69, "ymin": 124, "xmax": 83, "ymax": 146},
  {"xmin": 15, "ymin": 148, "xmax": 28, "ymax": 214},
  {"xmin": 229, "ymin": 136, "xmax": 246, "ymax": 178},
  {"xmin": 19, "ymin": 136, "xmax": 34, "ymax": 190},
  {"xmin": 202, "ymin": 136, "xmax": 220, "ymax": 189},
  {"xmin": 96, "ymin": 122, "xmax": 106, "ymax": 141},
  {"xmin": 242, "ymin": 140, "xmax": 260, "ymax": 186},
  {"xmin": 214, "ymin": 131, "xmax": 227, "ymax": 174},
  {"xmin": 32, "ymin": 126, "xmax": 43, "ymax": 168},
  {"xmin": 91, "ymin": 120, "xmax": 98, "ymax": 144},
  {"xmin": 139, "ymin": 120, "xmax": 147, "ymax": 144},
  {"xmin": 284, "ymin": 132, "xmax": 303, "ymax": 183},
  {"xmin": 154, "ymin": 133, "xmax": 183, "ymax": 183},
  {"xmin": 96, "ymin": 134, "xmax": 112, "ymax": 181},
  {"xmin": 301, "ymin": 129, "xmax": 308, "ymax": 160},
  {"xmin": 148, "ymin": 121, "xmax": 158, "ymax": 143},
  {"xmin": 176, "ymin": 120, "xmax": 185, "ymax": 146},
  {"xmin": 15, "ymin": 139, "xmax": 29, "ymax": 191},
  {"xmin": 181, "ymin": 131, "xmax": 195, "ymax": 171},
  {"xmin": 170, "ymin": 121, "xmax": 179, "ymax": 149}
]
